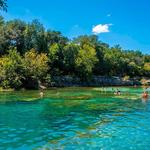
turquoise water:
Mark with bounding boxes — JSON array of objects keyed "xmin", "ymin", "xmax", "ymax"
[{"xmin": 0, "ymin": 87, "xmax": 150, "ymax": 150}]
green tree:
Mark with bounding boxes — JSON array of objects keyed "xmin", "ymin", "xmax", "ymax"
[
  {"xmin": 0, "ymin": 0, "xmax": 7, "ymax": 11},
  {"xmin": 47, "ymin": 30, "xmax": 68, "ymax": 48},
  {"xmin": 94, "ymin": 43, "xmax": 109, "ymax": 75},
  {"xmin": 0, "ymin": 16, "xmax": 4, "ymax": 25},
  {"xmin": 8, "ymin": 20, "xmax": 26, "ymax": 53},
  {"xmin": 127, "ymin": 62, "xmax": 141, "ymax": 76},
  {"xmin": 63, "ymin": 43, "xmax": 79, "ymax": 75},
  {"xmin": 75, "ymin": 44, "xmax": 98, "ymax": 80},
  {"xmin": 144, "ymin": 63, "xmax": 150, "ymax": 71},
  {"xmin": 0, "ymin": 16, "xmax": 150, "ymax": 89},
  {"xmin": 24, "ymin": 20, "xmax": 47, "ymax": 53},
  {"xmin": 48, "ymin": 43, "xmax": 62, "ymax": 76},
  {"xmin": 104, "ymin": 45, "xmax": 125, "ymax": 76},
  {"xmin": 74, "ymin": 35, "xmax": 109, "ymax": 76},
  {"xmin": 144, "ymin": 63, "xmax": 150, "ymax": 77},
  {"xmin": 22, "ymin": 49, "xmax": 49, "ymax": 88},
  {"xmin": 0, "ymin": 20, "xmax": 26, "ymax": 55},
  {"xmin": 48, "ymin": 43, "xmax": 59, "ymax": 63},
  {"xmin": 0, "ymin": 16, "xmax": 6, "ymax": 55},
  {"xmin": 0, "ymin": 48, "xmax": 23, "ymax": 89}
]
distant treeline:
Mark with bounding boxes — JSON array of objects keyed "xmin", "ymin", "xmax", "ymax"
[{"xmin": 0, "ymin": 16, "xmax": 150, "ymax": 89}]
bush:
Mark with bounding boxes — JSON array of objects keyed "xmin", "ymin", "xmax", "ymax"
[{"xmin": 0, "ymin": 48, "xmax": 23, "ymax": 89}]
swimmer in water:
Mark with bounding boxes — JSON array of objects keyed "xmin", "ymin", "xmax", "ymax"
[
  {"xmin": 40, "ymin": 90, "xmax": 44, "ymax": 98},
  {"xmin": 114, "ymin": 89, "xmax": 121, "ymax": 95},
  {"xmin": 142, "ymin": 91, "xmax": 148, "ymax": 99}
]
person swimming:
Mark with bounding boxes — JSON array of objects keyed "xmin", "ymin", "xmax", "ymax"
[
  {"xmin": 142, "ymin": 91, "xmax": 148, "ymax": 99},
  {"xmin": 40, "ymin": 90, "xmax": 44, "ymax": 98},
  {"xmin": 114, "ymin": 89, "xmax": 121, "ymax": 95}
]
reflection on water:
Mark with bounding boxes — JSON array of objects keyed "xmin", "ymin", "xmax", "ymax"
[{"xmin": 0, "ymin": 87, "xmax": 150, "ymax": 150}]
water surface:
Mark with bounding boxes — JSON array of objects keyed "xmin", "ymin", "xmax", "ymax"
[{"xmin": 0, "ymin": 87, "xmax": 150, "ymax": 150}]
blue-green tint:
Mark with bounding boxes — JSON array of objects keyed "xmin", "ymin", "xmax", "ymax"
[{"xmin": 0, "ymin": 87, "xmax": 150, "ymax": 150}]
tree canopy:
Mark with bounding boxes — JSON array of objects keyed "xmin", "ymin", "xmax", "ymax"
[
  {"xmin": 0, "ymin": 16, "xmax": 149, "ymax": 89},
  {"xmin": 0, "ymin": 0, "xmax": 7, "ymax": 11}
]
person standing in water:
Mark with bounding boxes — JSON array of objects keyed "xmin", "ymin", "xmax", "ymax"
[{"xmin": 40, "ymin": 90, "xmax": 44, "ymax": 98}]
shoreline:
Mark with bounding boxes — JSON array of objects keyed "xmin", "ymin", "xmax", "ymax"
[
  {"xmin": 0, "ymin": 85, "xmax": 147, "ymax": 92},
  {"xmin": 0, "ymin": 75, "xmax": 149, "ymax": 91}
]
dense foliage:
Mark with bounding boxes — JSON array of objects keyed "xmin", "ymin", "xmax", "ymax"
[{"xmin": 0, "ymin": 16, "xmax": 149, "ymax": 89}]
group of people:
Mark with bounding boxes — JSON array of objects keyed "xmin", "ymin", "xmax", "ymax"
[
  {"xmin": 39, "ymin": 86, "xmax": 149, "ymax": 99},
  {"xmin": 112, "ymin": 86, "xmax": 149, "ymax": 99},
  {"xmin": 113, "ymin": 89, "xmax": 121, "ymax": 95}
]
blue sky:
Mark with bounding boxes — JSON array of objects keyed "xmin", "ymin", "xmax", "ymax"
[{"xmin": 0, "ymin": 0, "xmax": 150, "ymax": 53}]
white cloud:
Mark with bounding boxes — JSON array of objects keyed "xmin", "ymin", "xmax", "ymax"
[
  {"xmin": 92, "ymin": 24, "xmax": 112, "ymax": 35},
  {"xmin": 107, "ymin": 14, "xmax": 111, "ymax": 17}
]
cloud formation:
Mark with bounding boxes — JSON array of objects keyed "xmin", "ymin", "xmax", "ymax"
[
  {"xmin": 107, "ymin": 14, "xmax": 111, "ymax": 17},
  {"xmin": 92, "ymin": 24, "xmax": 111, "ymax": 35}
]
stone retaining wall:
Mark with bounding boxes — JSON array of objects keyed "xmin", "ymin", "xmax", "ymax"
[{"xmin": 50, "ymin": 76, "xmax": 142, "ymax": 87}]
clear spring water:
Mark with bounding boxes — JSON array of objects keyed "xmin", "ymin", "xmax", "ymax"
[{"xmin": 0, "ymin": 87, "xmax": 150, "ymax": 150}]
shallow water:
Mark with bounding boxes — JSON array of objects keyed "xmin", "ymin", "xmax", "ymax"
[{"xmin": 0, "ymin": 87, "xmax": 150, "ymax": 150}]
